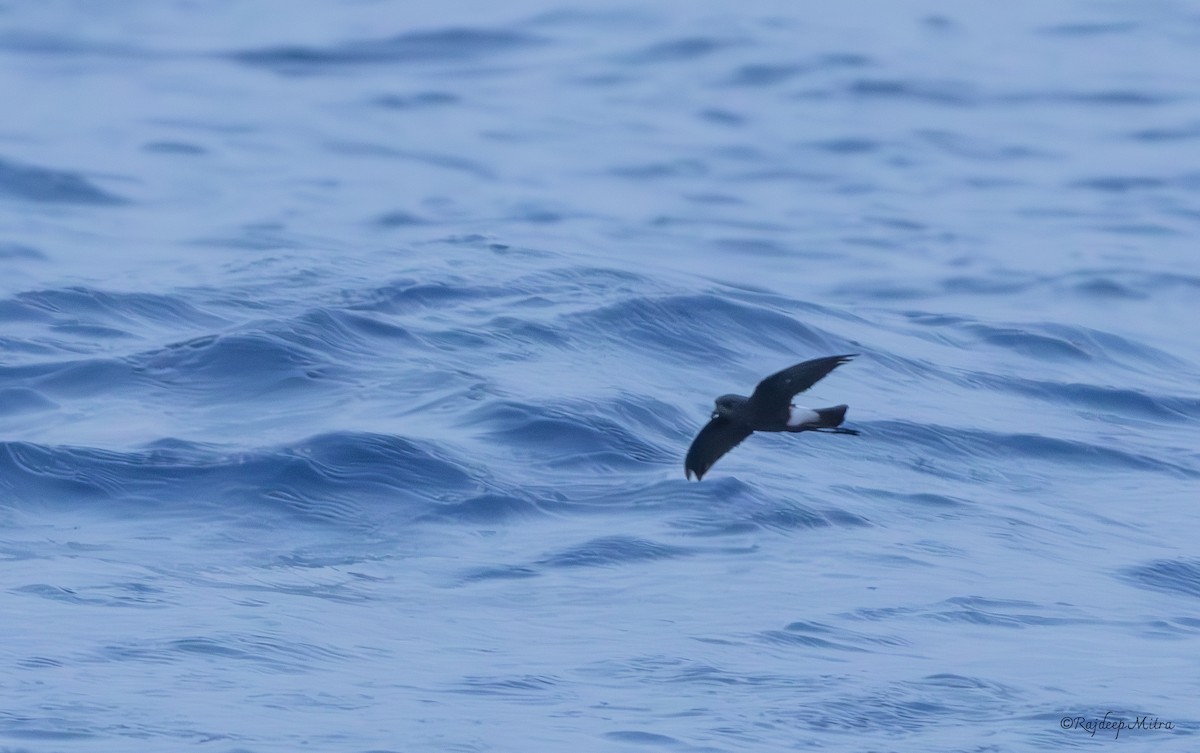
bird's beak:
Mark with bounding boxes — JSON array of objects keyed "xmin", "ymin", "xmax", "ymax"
[{"xmin": 711, "ymin": 412, "xmax": 720, "ymax": 420}]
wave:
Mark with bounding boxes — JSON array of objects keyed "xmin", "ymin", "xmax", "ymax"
[
  {"xmin": 867, "ymin": 420, "xmax": 1198, "ymax": 479},
  {"xmin": 229, "ymin": 27, "xmax": 546, "ymax": 73},
  {"xmin": 466, "ymin": 397, "xmax": 675, "ymax": 473},
  {"xmin": 1123, "ymin": 560, "xmax": 1200, "ymax": 599},
  {"xmin": 564, "ymin": 293, "xmax": 848, "ymax": 364},
  {"xmin": 0, "ymin": 432, "xmax": 478, "ymax": 524},
  {"xmin": 0, "ymin": 156, "xmax": 127, "ymax": 205}
]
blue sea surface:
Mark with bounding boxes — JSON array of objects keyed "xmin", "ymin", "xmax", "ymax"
[{"xmin": 2, "ymin": 1, "xmax": 1199, "ymax": 751}]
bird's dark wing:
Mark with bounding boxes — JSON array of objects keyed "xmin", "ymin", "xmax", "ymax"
[
  {"xmin": 747, "ymin": 354, "xmax": 856, "ymax": 413},
  {"xmin": 685, "ymin": 416, "xmax": 753, "ymax": 481}
]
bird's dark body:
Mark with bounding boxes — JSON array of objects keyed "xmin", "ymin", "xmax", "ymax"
[{"xmin": 685, "ymin": 355, "xmax": 858, "ymax": 480}]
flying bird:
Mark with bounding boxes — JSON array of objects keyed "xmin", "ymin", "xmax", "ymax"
[{"xmin": 685, "ymin": 354, "xmax": 859, "ymax": 480}]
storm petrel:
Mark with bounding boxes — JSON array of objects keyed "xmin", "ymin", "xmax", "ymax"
[{"xmin": 685, "ymin": 354, "xmax": 859, "ymax": 480}]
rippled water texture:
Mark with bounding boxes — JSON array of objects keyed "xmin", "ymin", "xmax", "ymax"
[{"xmin": 2, "ymin": 1, "xmax": 1199, "ymax": 751}]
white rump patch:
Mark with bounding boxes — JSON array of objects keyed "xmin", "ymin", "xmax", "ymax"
[{"xmin": 787, "ymin": 405, "xmax": 820, "ymax": 428}]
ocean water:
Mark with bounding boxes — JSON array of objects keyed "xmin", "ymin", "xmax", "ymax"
[{"xmin": 2, "ymin": 1, "xmax": 1199, "ymax": 751}]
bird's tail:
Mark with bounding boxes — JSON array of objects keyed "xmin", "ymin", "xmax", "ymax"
[{"xmin": 811, "ymin": 404, "xmax": 848, "ymax": 428}]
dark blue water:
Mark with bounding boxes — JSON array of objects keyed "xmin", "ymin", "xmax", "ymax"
[{"xmin": 2, "ymin": 2, "xmax": 1199, "ymax": 751}]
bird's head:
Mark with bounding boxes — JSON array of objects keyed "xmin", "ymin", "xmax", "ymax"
[{"xmin": 712, "ymin": 394, "xmax": 747, "ymax": 420}]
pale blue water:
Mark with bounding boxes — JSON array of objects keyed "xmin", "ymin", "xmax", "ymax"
[{"xmin": 2, "ymin": 1, "xmax": 1199, "ymax": 751}]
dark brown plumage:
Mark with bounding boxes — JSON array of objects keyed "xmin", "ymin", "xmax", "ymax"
[{"xmin": 685, "ymin": 355, "xmax": 859, "ymax": 480}]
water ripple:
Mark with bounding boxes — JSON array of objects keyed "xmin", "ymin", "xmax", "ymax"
[
  {"xmin": 468, "ymin": 399, "xmax": 672, "ymax": 471},
  {"xmin": 537, "ymin": 535, "xmax": 695, "ymax": 568},
  {"xmin": 1124, "ymin": 560, "xmax": 1200, "ymax": 599},
  {"xmin": 0, "ymin": 156, "xmax": 127, "ymax": 205},
  {"xmin": 565, "ymin": 293, "xmax": 841, "ymax": 363},
  {"xmin": 0, "ymin": 431, "xmax": 478, "ymax": 519},
  {"xmin": 230, "ymin": 27, "xmax": 546, "ymax": 73},
  {"xmin": 870, "ymin": 421, "xmax": 1198, "ymax": 478}
]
